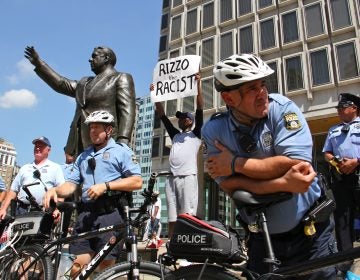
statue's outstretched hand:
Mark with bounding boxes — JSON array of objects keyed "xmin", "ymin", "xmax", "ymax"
[{"xmin": 24, "ymin": 46, "xmax": 41, "ymax": 66}]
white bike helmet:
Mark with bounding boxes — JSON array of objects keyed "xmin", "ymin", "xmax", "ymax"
[
  {"xmin": 213, "ymin": 54, "xmax": 274, "ymax": 92},
  {"xmin": 84, "ymin": 110, "xmax": 115, "ymax": 126}
]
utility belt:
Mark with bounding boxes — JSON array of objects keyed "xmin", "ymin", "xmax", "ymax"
[
  {"xmin": 330, "ymin": 166, "xmax": 359, "ymax": 187},
  {"xmin": 17, "ymin": 200, "xmax": 31, "ymax": 209},
  {"xmin": 79, "ymin": 192, "xmax": 131, "ymax": 215}
]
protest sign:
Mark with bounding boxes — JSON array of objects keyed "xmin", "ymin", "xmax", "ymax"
[{"xmin": 150, "ymin": 55, "xmax": 201, "ymax": 103}]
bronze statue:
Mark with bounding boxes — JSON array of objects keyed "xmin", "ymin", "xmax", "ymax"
[{"xmin": 25, "ymin": 46, "xmax": 136, "ymax": 157}]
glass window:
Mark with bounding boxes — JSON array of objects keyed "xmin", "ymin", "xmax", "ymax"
[
  {"xmin": 186, "ymin": 8, "xmax": 198, "ymax": 35},
  {"xmin": 152, "ymin": 137, "xmax": 160, "ymax": 157},
  {"xmin": 185, "ymin": 43, "xmax": 197, "ymax": 55},
  {"xmin": 172, "ymin": 0, "xmax": 183, "ymax": 8},
  {"xmin": 304, "ymin": 3, "xmax": 324, "ymax": 38},
  {"xmin": 336, "ymin": 42, "xmax": 359, "ymax": 80},
  {"xmin": 265, "ymin": 61, "xmax": 279, "ymax": 93},
  {"xmin": 171, "ymin": 15, "xmax": 182, "ymax": 41},
  {"xmin": 329, "ymin": 0, "xmax": 352, "ymax": 30},
  {"xmin": 202, "ymin": 78, "xmax": 214, "ymax": 109},
  {"xmin": 161, "ymin": 13, "xmax": 169, "ymax": 30},
  {"xmin": 153, "ymin": 111, "xmax": 161, "ymax": 129},
  {"xmin": 163, "ymin": 136, "xmax": 170, "ymax": 156},
  {"xmin": 220, "ymin": 32, "xmax": 234, "ymax": 60},
  {"xmin": 169, "ymin": 49, "xmax": 180, "ymax": 58},
  {"xmin": 166, "ymin": 99, "xmax": 177, "ymax": 116},
  {"xmin": 239, "ymin": 25, "xmax": 253, "ymax": 53},
  {"xmin": 159, "ymin": 35, "xmax": 167, "ymax": 53},
  {"xmin": 183, "ymin": 96, "xmax": 195, "ymax": 112},
  {"xmin": 238, "ymin": 0, "xmax": 252, "ymax": 16},
  {"xmin": 309, "ymin": 49, "xmax": 331, "ymax": 86},
  {"xmin": 258, "ymin": 0, "xmax": 273, "ymax": 9},
  {"xmin": 163, "ymin": 0, "xmax": 169, "ymax": 9},
  {"xmin": 202, "ymin": 38, "xmax": 214, "ymax": 68},
  {"xmin": 260, "ymin": 18, "xmax": 276, "ymax": 50},
  {"xmin": 220, "ymin": 0, "xmax": 233, "ymax": 23},
  {"xmin": 285, "ymin": 56, "xmax": 304, "ymax": 91},
  {"xmin": 282, "ymin": 11, "xmax": 299, "ymax": 44},
  {"xmin": 203, "ymin": 2, "xmax": 214, "ymax": 29}
]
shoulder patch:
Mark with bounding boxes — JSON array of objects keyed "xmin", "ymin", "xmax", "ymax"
[
  {"xmin": 283, "ymin": 112, "xmax": 302, "ymax": 130},
  {"xmin": 210, "ymin": 112, "xmax": 227, "ymax": 121}
]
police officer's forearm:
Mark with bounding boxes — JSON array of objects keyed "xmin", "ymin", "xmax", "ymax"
[
  {"xmin": 0, "ymin": 190, "xmax": 17, "ymax": 212},
  {"xmin": 233, "ymin": 155, "xmax": 301, "ymax": 179},
  {"xmin": 56, "ymin": 182, "xmax": 77, "ymax": 198},
  {"xmin": 221, "ymin": 162, "xmax": 315, "ymax": 195},
  {"xmin": 105, "ymin": 176, "xmax": 142, "ymax": 192}
]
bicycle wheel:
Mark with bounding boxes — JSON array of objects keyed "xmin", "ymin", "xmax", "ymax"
[
  {"xmin": 0, "ymin": 244, "xmax": 53, "ymax": 280},
  {"xmin": 93, "ymin": 261, "xmax": 172, "ymax": 280},
  {"xmin": 165, "ymin": 264, "xmax": 240, "ymax": 280}
]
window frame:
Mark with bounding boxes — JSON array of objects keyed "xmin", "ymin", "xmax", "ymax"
[
  {"xmin": 303, "ymin": 2, "xmax": 328, "ymax": 41},
  {"xmin": 265, "ymin": 58, "xmax": 282, "ymax": 94},
  {"xmin": 170, "ymin": 14, "xmax": 183, "ymax": 43},
  {"xmin": 282, "ymin": 53, "xmax": 308, "ymax": 96},
  {"xmin": 219, "ymin": 30, "xmax": 235, "ymax": 61},
  {"xmin": 185, "ymin": 6, "xmax": 200, "ymax": 38},
  {"xmin": 237, "ymin": 0, "xmax": 254, "ymax": 19},
  {"xmin": 202, "ymin": 1, "xmax": 215, "ymax": 32},
  {"xmin": 218, "ymin": 0, "xmax": 236, "ymax": 27},
  {"xmin": 201, "ymin": 36, "xmax": 215, "ymax": 70},
  {"xmin": 307, "ymin": 45, "xmax": 334, "ymax": 90},
  {"xmin": 279, "ymin": 8, "xmax": 303, "ymax": 48},
  {"xmin": 257, "ymin": 0, "xmax": 276, "ymax": 13},
  {"xmin": 238, "ymin": 23, "xmax": 255, "ymax": 54},
  {"xmin": 259, "ymin": 15, "xmax": 279, "ymax": 54},
  {"xmin": 333, "ymin": 39, "xmax": 360, "ymax": 85},
  {"xmin": 327, "ymin": 0, "xmax": 354, "ymax": 35}
]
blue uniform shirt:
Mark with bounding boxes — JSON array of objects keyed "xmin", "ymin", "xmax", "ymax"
[
  {"xmin": 202, "ymin": 94, "xmax": 321, "ymax": 234},
  {"xmin": 322, "ymin": 116, "xmax": 360, "ymax": 159},
  {"xmin": 67, "ymin": 138, "xmax": 141, "ymax": 202},
  {"xmin": 11, "ymin": 159, "xmax": 65, "ymax": 205}
]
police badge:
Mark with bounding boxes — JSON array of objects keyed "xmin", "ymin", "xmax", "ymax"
[{"xmin": 284, "ymin": 112, "xmax": 301, "ymax": 130}]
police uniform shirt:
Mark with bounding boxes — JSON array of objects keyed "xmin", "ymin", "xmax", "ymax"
[
  {"xmin": 67, "ymin": 138, "xmax": 141, "ymax": 202},
  {"xmin": 202, "ymin": 93, "xmax": 321, "ymax": 234},
  {"xmin": 11, "ymin": 159, "xmax": 65, "ymax": 205},
  {"xmin": 322, "ymin": 116, "xmax": 360, "ymax": 160}
]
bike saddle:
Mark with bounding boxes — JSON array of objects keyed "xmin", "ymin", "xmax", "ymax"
[{"xmin": 232, "ymin": 190, "xmax": 292, "ymax": 210}]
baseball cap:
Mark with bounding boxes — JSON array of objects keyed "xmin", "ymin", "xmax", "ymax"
[
  {"xmin": 175, "ymin": 111, "xmax": 194, "ymax": 122},
  {"xmin": 336, "ymin": 93, "xmax": 360, "ymax": 109},
  {"xmin": 32, "ymin": 136, "xmax": 51, "ymax": 147}
]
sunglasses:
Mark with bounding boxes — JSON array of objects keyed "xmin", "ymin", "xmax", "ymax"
[
  {"xmin": 238, "ymin": 133, "xmax": 258, "ymax": 153},
  {"xmin": 33, "ymin": 169, "xmax": 41, "ymax": 179},
  {"xmin": 341, "ymin": 124, "xmax": 350, "ymax": 133},
  {"xmin": 88, "ymin": 158, "xmax": 96, "ymax": 171}
]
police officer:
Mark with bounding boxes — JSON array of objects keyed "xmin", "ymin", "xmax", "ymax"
[
  {"xmin": 0, "ymin": 136, "xmax": 65, "ymax": 218},
  {"xmin": 322, "ymin": 93, "xmax": 360, "ymax": 270},
  {"xmin": 202, "ymin": 54, "xmax": 336, "ymax": 278},
  {"xmin": 43, "ymin": 110, "xmax": 142, "ymax": 278}
]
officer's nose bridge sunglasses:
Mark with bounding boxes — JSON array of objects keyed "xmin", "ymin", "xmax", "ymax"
[{"xmin": 88, "ymin": 158, "xmax": 96, "ymax": 171}]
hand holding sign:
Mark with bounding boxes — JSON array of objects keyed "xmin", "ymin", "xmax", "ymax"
[{"xmin": 151, "ymin": 55, "xmax": 201, "ymax": 103}]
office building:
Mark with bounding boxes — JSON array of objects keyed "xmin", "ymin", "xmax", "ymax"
[
  {"xmin": 151, "ymin": 0, "xmax": 360, "ymax": 227},
  {"xmin": 0, "ymin": 138, "xmax": 18, "ymax": 189}
]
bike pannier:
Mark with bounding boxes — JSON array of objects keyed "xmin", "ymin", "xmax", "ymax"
[{"xmin": 168, "ymin": 213, "xmax": 246, "ymax": 263}]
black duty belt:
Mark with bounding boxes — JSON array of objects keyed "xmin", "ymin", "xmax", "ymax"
[
  {"xmin": 78, "ymin": 194, "xmax": 124, "ymax": 215},
  {"xmin": 17, "ymin": 200, "xmax": 30, "ymax": 209}
]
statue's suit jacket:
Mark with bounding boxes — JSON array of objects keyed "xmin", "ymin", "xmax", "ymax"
[{"xmin": 35, "ymin": 62, "xmax": 136, "ymax": 156}]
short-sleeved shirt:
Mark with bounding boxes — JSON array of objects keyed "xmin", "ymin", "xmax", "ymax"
[
  {"xmin": 61, "ymin": 163, "xmax": 75, "ymax": 180},
  {"xmin": 11, "ymin": 159, "xmax": 65, "ymax": 205},
  {"xmin": 202, "ymin": 93, "xmax": 321, "ymax": 234},
  {"xmin": 67, "ymin": 138, "xmax": 141, "ymax": 202},
  {"xmin": 322, "ymin": 116, "xmax": 360, "ymax": 159},
  {"xmin": 161, "ymin": 109, "xmax": 203, "ymax": 176}
]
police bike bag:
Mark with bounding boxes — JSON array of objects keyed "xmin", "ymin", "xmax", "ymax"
[{"xmin": 168, "ymin": 213, "xmax": 246, "ymax": 263}]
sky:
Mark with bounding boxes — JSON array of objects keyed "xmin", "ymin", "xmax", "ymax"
[{"xmin": 0, "ymin": 0, "xmax": 162, "ymax": 166}]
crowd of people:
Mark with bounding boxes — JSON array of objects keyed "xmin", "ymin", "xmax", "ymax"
[{"xmin": 0, "ymin": 48, "xmax": 359, "ymax": 279}]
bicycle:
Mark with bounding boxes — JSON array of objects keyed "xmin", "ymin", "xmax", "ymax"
[
  {"xmin": 1, "ymin": 172, "xmax": 172, "ymax": 280},
  {"xmin": 94, "ymin": 171, "xmax": 173, "ymax": 279},
  {"xmin": 0, "ymin": 182, "xmax": 72, "ymax": 279},
  {"xmin": 161, "ymin": 189, "xmax": 360, "ymax": 280}
]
